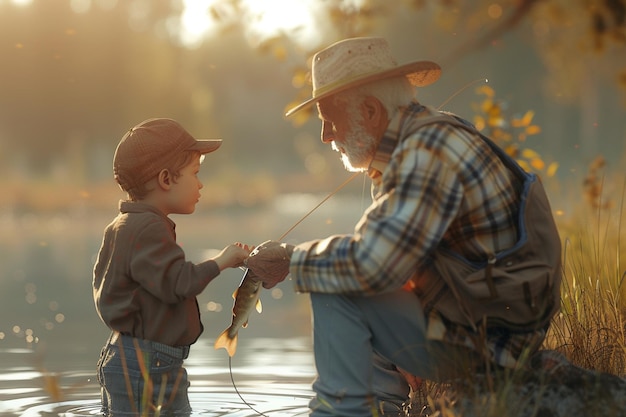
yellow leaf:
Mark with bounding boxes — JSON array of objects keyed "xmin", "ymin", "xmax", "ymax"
[
  {"xmin": 505, "ymin": 145, "xmax": 519, "ymax": 158},
  {"xmin": 525, "ymin": 125, "xmax": 541, "ymax": 135},
  {"xmin": 530, "ymin": 157, "xmax": 545, "ymax": 170},
  {"xmin": 546, "ymin": 161, "xmax": 559, "ymax": 177},
  {"xmin": 511, "ymin": 110, "xmax": 535, "ymax": 128},
  {"xmin": 511, "ymin": 117, "xmax": 524, "ymax": 128},
  {"xmin": 521, "ymin": 148, "xmax": 540, "ymax": 159},
  {"xmin": 487, "ymin": 116, "xmax": 503, "ymax": 128},
  {"xmin": 517, "ymin": 160, "xmax": 531, "ymax": 172},
  {"xmin": 476, "ymin": 85, "xmax": 495, "ymax": 98},
  {"xmin": 481, "ymin": 99, "xmax": 494, "ymax": 114}
]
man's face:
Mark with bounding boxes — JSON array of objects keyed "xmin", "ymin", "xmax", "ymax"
[{"xmin": 317, "ymin": 97, "xmax": 379, "ymax": 172}]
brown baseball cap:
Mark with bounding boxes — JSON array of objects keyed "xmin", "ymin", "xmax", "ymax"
[{"xmin": 113, "ymin": 118, "xmax": 222, "ymax": 192}]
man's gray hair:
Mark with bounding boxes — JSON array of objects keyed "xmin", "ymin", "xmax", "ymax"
[{"xmin": 333, "ymin": 76, "xmax": 415, "ymax": 117}]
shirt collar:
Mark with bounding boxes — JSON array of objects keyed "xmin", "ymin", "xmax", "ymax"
[
  {"xmin": 368, "ymin": 101, "xmax": 426, "ymax": 178},
  {"xmin": 119, "ymin": 200, "xmax": 176, "ymax": 229}
]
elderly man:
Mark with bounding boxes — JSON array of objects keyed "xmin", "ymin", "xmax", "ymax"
[{"xmin": 246, "ymin": 37, "xmax": 560, "ymax": 416}]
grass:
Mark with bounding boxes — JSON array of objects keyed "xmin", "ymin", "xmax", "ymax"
[
  {"xmin": 410, "ymin": 167, "xmax": 626, "ymax": 416},
  {"xmin": 22, "ymin": 88, "xmax": 626, "ymax": 415},
  {"xmin": 24, "ymin": 182, "xmax": 626, "ymax": 415},
  {"xmin": 545, "ymin": 175, "xmax": 626, "ymax": 376},
  {"xmin": 406, "ymin": 89, "xmax": 626, "ymax": 414}
]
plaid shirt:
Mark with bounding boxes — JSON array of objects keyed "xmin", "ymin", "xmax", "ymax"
[{"xmin": 291, "ymin": 102, "xmax": 546, "ymax": 368}]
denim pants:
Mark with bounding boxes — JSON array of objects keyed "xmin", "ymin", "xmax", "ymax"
[
  {"xmin": 308, "ymin": 289, "xmax": 479, "ymax": 417},
  {"xmin": 96, "ymin": 333, "xmax": 191, "ymax": 416}
]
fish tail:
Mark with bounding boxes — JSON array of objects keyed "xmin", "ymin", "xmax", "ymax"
[{"xmin": 214, "ymin": 328, "xmax": 238, "ymax": 357}]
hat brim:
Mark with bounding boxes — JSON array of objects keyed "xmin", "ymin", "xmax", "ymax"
[
  {"xmin": 191, "ymin": 139, "xmax": 222, "ymax": 154},
  {"xmin": 285, "ymin": 60, "xmax": 441, "ymax": 117}
]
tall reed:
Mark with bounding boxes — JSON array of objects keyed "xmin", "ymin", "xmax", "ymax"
[{"xmin": 544, "ymin": 171, "xmax": 626, "ymax": 377}]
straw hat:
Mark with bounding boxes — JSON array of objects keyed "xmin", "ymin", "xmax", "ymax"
[
  {"xmin": 113, "ymin": 118, "xmax": 222, "ymax": 192},
  {"xmin": 285, "ymin": 37, "xmax": 441, "ymax": 117}
]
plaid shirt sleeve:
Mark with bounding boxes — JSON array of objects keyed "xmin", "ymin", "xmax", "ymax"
[
  {"xmin": 290, "ymin": 103, "xmax": 540, "ymax": 368},
  {"xmin": 291, "ymin": 104, "xmax": 516, "ymax": 295}
]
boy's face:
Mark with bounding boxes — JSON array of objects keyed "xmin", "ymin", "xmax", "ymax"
[{"xmin": 166, "ymin": 155, "xmax": 203, "ymax": 215}]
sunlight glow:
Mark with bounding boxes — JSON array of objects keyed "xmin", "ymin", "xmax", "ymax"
[
  {"xmin": 10, "ymin": 0, "xmax": 33, "ymax": 6},
  {"xmin": 177, "ymin": 0, "xmax": 323, "ymax": 49},
  {"xmin": 178, "ymin": 0, "xmax": 226, "ymax": 48},
  {"xmin": 240, "ymin": 0, "xmax": 318, "ymax": 47},
  {"xmin": 70, "ymin": 0, "xmax": 91, "ymax": 14}
]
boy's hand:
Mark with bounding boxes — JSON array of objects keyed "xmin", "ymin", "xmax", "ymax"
[
  {"xmin": 213, "ymin": 242, "xmax": 253, "ymax": 270},
  {"xmin": 245, "ymin": 240, "xmax": 294, "ymax": 289}
]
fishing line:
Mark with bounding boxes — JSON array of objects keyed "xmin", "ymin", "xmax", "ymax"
[
  {"xmin": 277, "ymin": 171, "xmax": 362, "ymax": 240},
  {"xmin": 229, "ymin": 78, "xmax": 484, "ymax": 414},
  {"xmin": 437, "ymin": 78, "xmax": 488, "ymax": 110},
  {"xmin": 228, "ymin": 171, "xmax": 360, "ymax": 416},
  {"xmin": 229, "ymin": 356, "xmax": 269, "ymax": 417}
]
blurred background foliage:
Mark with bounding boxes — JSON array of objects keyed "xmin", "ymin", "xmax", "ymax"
[
  {"xmin": 2, "ymin": 0, "xmax": 626, "ymax": 391},
  {"xmin": 0, "ymin": 0, "xmax": 625, "ymax": 213}
]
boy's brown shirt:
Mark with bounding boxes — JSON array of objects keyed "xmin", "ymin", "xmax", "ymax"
[{"xmin": 93, "ymin": 201, "xmax": 220, "ymax": 347}]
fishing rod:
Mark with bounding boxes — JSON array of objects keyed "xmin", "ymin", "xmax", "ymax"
[
  {"xmin": 277, "ymin": 171, "xmax": 362, "ymax": 241},
  {"xmin": 437, "ymin": 78, "xmax": 488, "ymax": 110},
  {"xmin": 228, "ymin": 77, "xmax": 489, "ymax": 415},
  {"xmin": 228, "ymin": 171, "xmax": 362, "ymax": 416}
]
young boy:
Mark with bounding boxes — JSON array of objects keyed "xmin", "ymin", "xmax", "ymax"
[{"xmin": 93, "ymin": 118, "xmax": 251, "ymax": 416}]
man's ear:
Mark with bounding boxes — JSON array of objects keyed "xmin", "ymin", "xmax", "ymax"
[
  {"xmin": 156, "ymin": 169, "xmax": 172, "ymax": 190},
  {"xmin": 362, "ymin": 96, "xmax": 388, "ymax": 131}
]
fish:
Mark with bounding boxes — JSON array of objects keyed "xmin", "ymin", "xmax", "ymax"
[{"xmin": 214, "ymin": 268, "xmax": 263, "ymax": 357}]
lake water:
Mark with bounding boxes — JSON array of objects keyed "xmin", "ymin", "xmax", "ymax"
[
  {"xmin": 0, "ymin": 336, "xmax": 316, "ymax": 416},
  {"xmin": 0, "ymin": 193, "xmax": 364, "ymax": 416}
]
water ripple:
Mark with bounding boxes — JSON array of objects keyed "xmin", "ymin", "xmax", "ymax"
[{"xmin": 0, "ymin": 337, "xmax": 316, "ymax": 417}]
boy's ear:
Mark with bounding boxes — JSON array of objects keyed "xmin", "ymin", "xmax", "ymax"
[{"xmin": 157, "ymin": 169, "xmax": 172, "ymax": 190}]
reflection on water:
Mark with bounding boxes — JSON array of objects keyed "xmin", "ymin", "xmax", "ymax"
[
  {"xmin": 0, "ymin": 337, "xmax": 315, "ymax": 416},
  {"xmin": 0, "ymin": 194, "xmax": 365, "ymax": 417}
]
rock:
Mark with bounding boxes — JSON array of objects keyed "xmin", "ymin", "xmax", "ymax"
[{"xmin": 405, "ymin": 350, "xmax": 626, "ymax": 417}]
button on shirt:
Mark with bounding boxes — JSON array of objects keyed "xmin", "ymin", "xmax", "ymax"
[{"xmin": 290, "ymin": 102, "xmax": 545, "ymax": 368}]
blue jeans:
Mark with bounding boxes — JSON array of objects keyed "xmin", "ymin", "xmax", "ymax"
[
  {"xmin": 96, "ymin": 333, "xmax": 191, "ymax": 416},
  {"xmin": 308, "ymin": 289, "xmax": 480, "ymax": 417}
]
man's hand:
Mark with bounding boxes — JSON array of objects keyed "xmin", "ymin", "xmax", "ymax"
[{"xmin": 245, "ymin": 240, "xmax": 295, "ymax": 289}]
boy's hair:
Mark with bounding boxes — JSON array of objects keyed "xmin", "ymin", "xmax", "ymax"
[
  {"xmin": 113, "ymin": 118, "xmax": 221, "ymax": 200},
  {"xmin": 126, "ymin": 150, "xmax": 201, "ymax": 201}
]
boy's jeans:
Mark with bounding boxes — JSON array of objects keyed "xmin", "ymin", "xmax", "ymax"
[
  {"xmin": 97, "ymin": 332, "xmax": 192, "ymax": 416},
  {"xmin": 308, "ymin": 289, "xmax": 480, "ymax": 417}
]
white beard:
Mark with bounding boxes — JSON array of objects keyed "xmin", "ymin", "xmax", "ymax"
[{"xmin": 333, "ymin": 116, "xmax": 378, "ymax": 172}]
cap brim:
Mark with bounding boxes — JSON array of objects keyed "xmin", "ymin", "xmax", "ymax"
[
  {"xmin": 285, "ymin": 60, "xmax": 441, "ymax": 117},
  {"xmin": 191, "ymin": 139, "xmax": 222, "ymax": 154}
]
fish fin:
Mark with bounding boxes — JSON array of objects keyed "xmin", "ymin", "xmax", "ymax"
[
  {"xmin": 256, "ymin": 299, "xmax": 262, "ymax": 313},
  {"xmin": 232, "ymin": 288, "xmax": 239, "ymax": 299},
  {"xmin": 214, "ymin": 328, "xmax": 238, "ymax": 357},
  {"xmin": 242, "ymin": 320, "xmax": 249, "ymax": 328}
]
